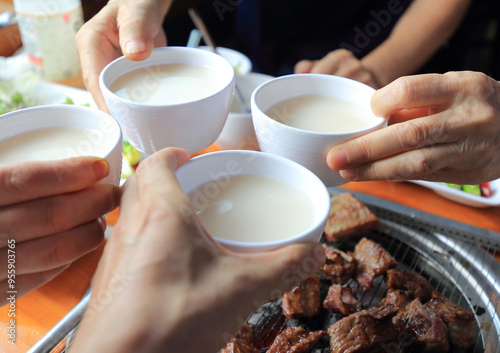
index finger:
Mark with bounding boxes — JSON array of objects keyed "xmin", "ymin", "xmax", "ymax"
[{"xmin": 0, "ymin": 157, "xmax": 109, "ymax": 207}]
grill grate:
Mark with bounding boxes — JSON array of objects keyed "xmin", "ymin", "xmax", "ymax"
[
  {"xmin": 29, "ymin": 188, "xmax": 500, "ymax": 353},
  {"xmin": 247, "ymin": 189, "xmax": 500, "ymax": 353}
]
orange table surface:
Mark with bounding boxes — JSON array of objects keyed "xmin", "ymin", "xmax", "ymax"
[{"xmin": 1, "ymin": 144, "xmax": 500, "ymax": 352}]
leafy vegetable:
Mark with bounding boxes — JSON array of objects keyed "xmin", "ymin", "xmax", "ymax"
[
  {"xmin": 121, "ymin": 141, "xmax": 142, "ymax": 179},
  {"xmin": 446, "ymin": 183, "xmax": 491, "ymax": 197},
  {"xmin": 63, "ymin": 97, "xmax": 90, "ymax": 107},
  {"xmin": 0, "ymin": 71, "xmax": 40, "ymax": 115}
]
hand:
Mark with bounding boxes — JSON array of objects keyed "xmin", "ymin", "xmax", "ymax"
[
  {"xmin": 295, "ymin": 49, "xmax": 382, "ymax": 88},
  {"xmin": 0, "ymin": 157, "xmax": 120, "ymax": 306},
  {"xmin": 76, "ymin": 0, "xmax": 170, "ymax": 110},
  {"xmin": 69, "ymin": 148, "xmax": 325, "ymax": 353},
  {"xmin": 327, "ymin": 71, "xmax": 500, "ymax": 184}
]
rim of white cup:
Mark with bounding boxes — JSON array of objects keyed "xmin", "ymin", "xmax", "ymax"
[
  {"xmin": 176, "ymin": 149, "xmax": 331, "ymax": 251},
  {"xmin": 99, "ymin": 46, "xmax": 236, "ymax": 107},
  {"xmin": 0, "ymin": 104, "xmax": 122, "ymax": 160},
  {"xmin": 251, "ymin": 73, "xmax": 388, "ymax": 136}
]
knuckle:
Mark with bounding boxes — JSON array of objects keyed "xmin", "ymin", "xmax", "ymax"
[
  {"xmin": 397, "ymin": 121, "xmax": 430, "ymax": 149},
  {"xmin": 42, "ymin": 198, "xmax": 68, "ymax": 233},
  {"xmin": 1, "ymin": 166, "xmax": 37, "ymax": 197},
  {"xmin": 353, "ymin": 137, "xmax": 375, "ymax": 162},
  {"xmin": 398, "ymin": 151, "xmax": 436, "ymax": 179}
]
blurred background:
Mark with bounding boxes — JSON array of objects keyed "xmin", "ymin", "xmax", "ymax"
[{"xmin": 1, "ymin": 0, "xmax": 500, "ymax": 80}]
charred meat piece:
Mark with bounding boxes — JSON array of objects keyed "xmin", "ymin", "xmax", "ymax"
[
  {"xmin": 318, "ymin": 244, "xmax": 357, "ymax": 284},
  {"xmin": 282, "ymin": 276, "xmax": 321, "ymax": 319},
  {"xmin": 425, "ymin": 291, "xmax": 477, "ymax": 349},
  {"xmin": 353, "ymin": 238, "xmax": 397, "ymax": 291},
  {"xmin": 323, "ymin": 284, "xmax": 362, "ymax": 315},
  {"xmin": 323, "ymin": 193, "xmax": 380, "ymax": 242},
  {"xmin": 379, "ymin": 289, "xmax": 411, "ymax": 311},
  {"xmin": 392, "ymin": 298, "xmax": 450, "ymax": 352},
  {"xmin": 328, "ymin": 309, "xmax": 399, "ymax": 353},
  {"xmin": 386, "ymin": 269, "xmax": 433, "ymax": 301},
  {"xmin": 221, "ymin": 323, "xmax": 259, "ymax": 353},
  {"xmin": 267, "ymin": 326, "xmax": 326, "ymax": 353}
]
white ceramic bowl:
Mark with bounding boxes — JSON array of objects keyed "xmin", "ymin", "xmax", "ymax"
[
  {"xmin": 0, "ymin": 105, "xmax": 122, "ymax": 185},
  {"xmin": 175, "ymin": 150, "xmax": 331, "ymax": 253},
  {"xmin": 199, "ymin": 46, "xmax": 252, "ymax": 75},
  {"xmin": 251, "ymin": 74, "xmax": 387, "ymax": 187},
  {"xmin": 216, "ymin": 72, "xmax": 274, "ymax": 150},
  {"xmin": 100, "ymin": 47, "xmax": 235, "ymax": 155}
]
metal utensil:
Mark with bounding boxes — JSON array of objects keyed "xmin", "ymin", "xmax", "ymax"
[{"xmin": 188, "ymin": 8, "xmax": 250, "ymax": 114}]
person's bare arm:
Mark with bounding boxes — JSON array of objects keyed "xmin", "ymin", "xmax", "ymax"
[
  {"xmin": 296, "ymin": 0, "xmax": 472, "ymax": 89},
  {"xmin": 362, "ymin": 0, "xmax": 472, "ymax": 87}
]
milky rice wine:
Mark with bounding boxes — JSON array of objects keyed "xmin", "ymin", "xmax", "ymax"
[
  {"xmin": 189, "ymin": 174, "xmax": 315, "ymax": 243},
  {"xmin": 266, "ymin": 95, "xmax": 372, "ymax": 133},
  {"xmin": 0, "ymin": 127, "xmax": 112, "ymax": 163},
  {"xmin": 110, "ymin": 63, "xmax": 221, "ymax": 105}
]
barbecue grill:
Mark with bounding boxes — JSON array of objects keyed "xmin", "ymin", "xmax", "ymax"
[{"xmin": 28, "ymin": 188, "xmax": 500, "ymax": 353}]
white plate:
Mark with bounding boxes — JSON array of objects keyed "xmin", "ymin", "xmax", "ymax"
[
  {"xmin": 32, "ymin": 80, "xmax": 96, "ymax": 107},
  {"xmin": 410, "ymin": 179, "xmax": 500, "ymax": 208}
]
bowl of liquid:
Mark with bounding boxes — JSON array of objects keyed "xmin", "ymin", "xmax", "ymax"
[
  {"xmin": 0, "ymin": 104, "xmax": 122, "ymax": 185},
  {"xmin": 175, "ymin": 150, "xmax": 331, "ymax": 253},
  {"xmin": 215, "ymin": 72, "xmax": 274, "ymax": 150},
  {"xmin": 251, "ymin": 74, "xmax": 387, "ymax": 186},
  {"xmin": 99, "ymin": 46, "xmax": 235, "ymax": 155}
]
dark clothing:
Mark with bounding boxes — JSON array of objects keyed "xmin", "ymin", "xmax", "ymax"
[{"xmin": 163, "ymin": 0, "xmax": 500, "ymax": 79}]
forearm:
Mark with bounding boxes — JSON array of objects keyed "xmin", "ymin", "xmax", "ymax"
[{"xmin": 361, "ymin": 0, "xmax": 471, "ymax": 87}]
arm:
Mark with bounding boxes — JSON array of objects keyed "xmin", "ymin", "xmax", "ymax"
[
  {"xmin": 69, "ymin": 148, "xmax": 324, "ymax": 353},
  {"xmin": 362, "ymin": 0, "xmax": 472, "ymax": 87},
  {"xmin": 76, "ymin": 0, "xmax": 173, "ymax": 110},
  {"xmin": 295, "ymin": 0, "xmax": 471, "ymax": 88},
  {"xmin": 0, "ymin": 157, "xmax": 120, "ymax": 305}
]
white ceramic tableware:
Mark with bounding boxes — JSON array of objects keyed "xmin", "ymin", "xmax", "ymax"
[
  {"xmin": 199, "ymin": 46, "xmax": 252, "ymax": 75},
  {"xmin": 251, "ymin": 74, "xmax": 387, "ymax": 187},
  {"xmin": 216, "ymin": 72, "xmax": 274, "ymax": 150},
  {"xmin": 175, "ymin": 150, "xmax": 331, "ymax": 253},
  {"xmin": 0, "ymin": 104, "xmax": 122, "ymax": 185},
  {"xmin": 99, "ymin": 47, "xmax": 235, "ymax": 155}
]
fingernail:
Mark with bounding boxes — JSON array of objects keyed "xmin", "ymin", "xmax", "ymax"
[
  {"xmin": 125, "ymin": 40, "xmax": 147, "ymax": 55},
  {"xmin": 340, "ymin": 168, "xmax": 357, "ymax": 181},
  {"xmin": 92, "ymin": 159, "xmax": 110, "ymax": 181},
  {"xmin": 327, "ymin": 148, "xmax": 347, "ymax": 170}
]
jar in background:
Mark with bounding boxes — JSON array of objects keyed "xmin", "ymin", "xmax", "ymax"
[{"xmin": 13, "ymin": 0, "xmax": 84, "ymax": 81}]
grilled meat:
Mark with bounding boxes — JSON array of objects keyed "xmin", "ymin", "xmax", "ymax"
[
  {"xmin": 323, "ymin": 193, "xmax": 380, "ymax": 242},
  {"xmin": 267, "ymin": 326, "xmax": 326, "ymax": 353},
  {"xmin": 328, "ymin": 308, "xmax": 399, "ymax": 353},
  {"xmin": 379, "ymin": 289, "xmax": 411, "ymax": 311},
  {"xmin": 425, "ymin": 291, "xmax": 476, "ymax": 348},
  {"xmin": 392, "ymin": 298, "xmax": 450, "ymax": 352},
  {"xmin": 318, "ymin": 244, "xmax": 357, "ymax": 284},
  {"xmin": 353, "ymin": 238, "xmax": 397, "ymax": 291},
  {"xmin": 282, "ymin": 276, "xmax": 321, "ymax": 319},
  {"xmin": 221, "ymin": 323, "xmax": 259, "ymax": 353},
  {"xmin": 386, "ymin": 269, "xmax": 433, "ymax": 301},
  {"xmin": 323, "ymin": 283, "xmax": 362, "ymax": 315}
]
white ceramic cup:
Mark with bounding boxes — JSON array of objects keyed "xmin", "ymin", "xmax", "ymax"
[
  {"xmin": 216, "ymin": 72, "xmax": 274, "ymax": 150},
  {"xmin": 175, "ymin": 150, "xmax": 331, "ymax": 253},
  {"xmin": 251, "ymin": 74, "xmax": 388, "ymax": 187},
  {"xmin": 199, "ymin": 46, "xmax": 252, "ymax": 75},
  {"xmin": 99, "ymin": 47, "xmax": 235, "ymax": 155},
  {"xmin": 0, "ymin": 104, "xmax": 123, "ymax": 185}
]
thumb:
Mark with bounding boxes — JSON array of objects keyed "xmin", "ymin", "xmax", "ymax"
[{"xmin": 117, "ymin": 1, "xmax": 166, "ymax": 60}]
